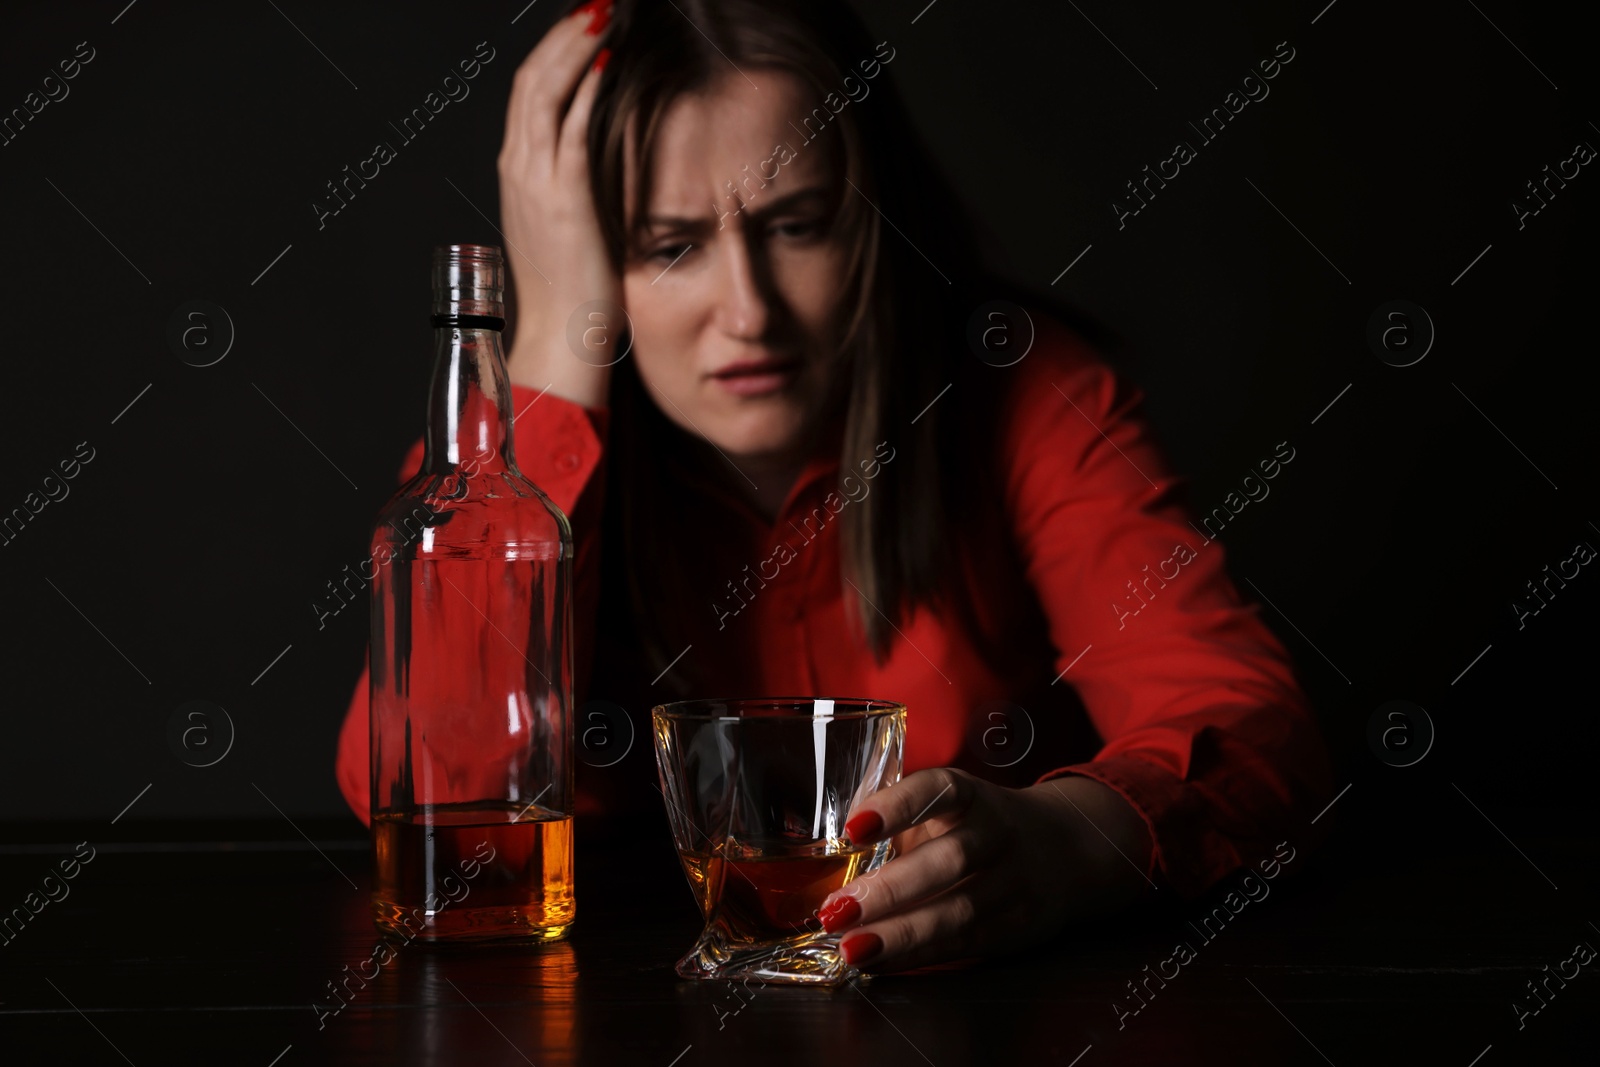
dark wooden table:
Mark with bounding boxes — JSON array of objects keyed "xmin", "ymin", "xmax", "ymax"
[{"xmin": 2, "ymin": 795, "xmax": 1594, "ymax": 1066}]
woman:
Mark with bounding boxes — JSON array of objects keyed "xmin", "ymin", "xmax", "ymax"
[{"xmin": 336, "ymin": 0, "xmax": 1333, "ymax": 975}]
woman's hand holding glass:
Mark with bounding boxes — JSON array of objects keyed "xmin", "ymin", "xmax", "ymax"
[{"xmin": 817, "ymin": 768, "xmax": 1158, "ymax": 973}]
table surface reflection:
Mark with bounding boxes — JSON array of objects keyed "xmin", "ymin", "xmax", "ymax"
[{"xmin": 1, "ymin": 803, "xmax": 1594, "ymax": 1066}]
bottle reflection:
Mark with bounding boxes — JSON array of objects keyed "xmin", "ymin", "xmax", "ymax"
[{"xmin": 322, "ymin": 939, "xmax": 581, "ymax": 1066}]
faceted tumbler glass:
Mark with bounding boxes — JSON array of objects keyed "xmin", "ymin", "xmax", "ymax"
[{"xmin": 652, "ymin": 697, "xmax": 906, "ymax": 986}]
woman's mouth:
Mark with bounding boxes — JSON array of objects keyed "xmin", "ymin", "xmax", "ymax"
[{"xmin": 709, "ymin": 358, "xmax": 802, "ymax": 397}]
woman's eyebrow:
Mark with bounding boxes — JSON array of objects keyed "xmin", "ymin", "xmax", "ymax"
[{"xmin": 645, "ymin": 186, "xmax": 832, "ymax": 229}]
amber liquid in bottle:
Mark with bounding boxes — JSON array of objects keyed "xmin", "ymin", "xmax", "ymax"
[{"xmin": 373, "ymin": 801, "xmax": 574, "ymax": 942}]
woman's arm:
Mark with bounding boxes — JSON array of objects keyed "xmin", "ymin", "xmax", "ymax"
[
  {"xmin": 998, "ymin": 316, "xmax": 1332, "ymax": 898},
  {"xmin": 816, "ymin": 310, "xmax": 1333, "ymax": 970}
]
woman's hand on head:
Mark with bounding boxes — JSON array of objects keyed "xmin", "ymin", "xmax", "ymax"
[
  {"xmin": 498, "ymin": 0, "xmax": 620, "ymax": 408},
  {"xmin": 817, "ymin": 768, "xmax": 1158, "ymax": 974}
]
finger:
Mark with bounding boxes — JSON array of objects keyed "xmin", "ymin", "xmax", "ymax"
[
  {"xmin": 553, "ymin": 49, "xmax": 605, "ymax": 175},
  {"xmin": 819, "ymin": 824, "xmax": 995, "ymax": 934},
  {"xmin": 502, "ymin": 2, "xmax": 611, "ymax": 164},
  {"xmin": 886, "ymin": 820, "xmax": 934, "ymax": 859},
  {"xmin": 839, "ymin": 879, "xmax": 1005, "ymax": 974},
  {"xmin": 844, "ymin": 767, "xmax": 976, "ymax": 846}
]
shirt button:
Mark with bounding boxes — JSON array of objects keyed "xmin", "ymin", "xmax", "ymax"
[{"xmin": 555, "ymin": 452, "xmax": 581, "ymax": 472}]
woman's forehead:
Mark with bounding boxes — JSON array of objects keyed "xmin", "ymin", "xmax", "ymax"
[{"xmin": 625, "ymin": 69, "xmax": 839, "ymax": 216}]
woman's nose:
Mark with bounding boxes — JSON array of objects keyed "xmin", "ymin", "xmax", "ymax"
[{"xmin": 714, "ymin": 233, "xmax": 772, "ymax": 341}]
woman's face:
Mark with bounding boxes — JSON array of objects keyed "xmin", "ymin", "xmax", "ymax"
[{"xmin": 621, "ymin": 69, "xmax": 850, "ymax": 466}]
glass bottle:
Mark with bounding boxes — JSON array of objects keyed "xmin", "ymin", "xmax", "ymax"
[{"xmin": 368, "ymin": 243, "xmax": 575, "ymax": 943}]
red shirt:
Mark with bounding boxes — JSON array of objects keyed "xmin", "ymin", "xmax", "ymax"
[{"xmin": 335, "ymin": 310, "xmax": 1333, "ymax": 899}]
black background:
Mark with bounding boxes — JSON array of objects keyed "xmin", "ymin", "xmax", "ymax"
[{"xmin": 0, "ymin": 0, "xmax": 1593, "ymax": 852}]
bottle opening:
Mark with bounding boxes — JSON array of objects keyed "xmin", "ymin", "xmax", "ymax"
[{"xmin": 431, "ymin": 243, "xmax": 505, "ymax": 326}]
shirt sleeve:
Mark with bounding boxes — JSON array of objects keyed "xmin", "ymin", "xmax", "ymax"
[
  {"xmin": 1000, "ymin": 315, "xmax": 1334, "ymax": 899},
  {"xmin": 334, "ymin": 386, "xmax": 610, "ymax": 826}
]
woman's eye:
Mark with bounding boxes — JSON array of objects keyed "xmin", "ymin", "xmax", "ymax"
[
  {"xmin": 650, "ymin": 242, "xmax": 693, "ymax": 263},
  {"xmin": 771, "ymin": 220, "xmax": 820, "ymax": 239},
  {"xmin": 646, "ymin": 221, "xmax": 821, "ymax": 263}
]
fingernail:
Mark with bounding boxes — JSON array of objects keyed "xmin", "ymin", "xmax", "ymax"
[
  {"xmin": 840, "ymin": 931, "xmax": 883, "ymax": 966},
  {"xmin": 592, "ymin": 47, "xmax": 612, "ymax": 73},
  {"xmin": 819, "ymin": 894, "xmax": 861, "ymax": 933},
  {"xmin": 845, "ymin": 811, "xmax": 883, "ymax": 844},
  {"xmin": 583, "ymin": 0, "xmax": 614, "ymax": 35}
]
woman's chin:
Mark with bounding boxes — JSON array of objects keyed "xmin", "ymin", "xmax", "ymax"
[{"xmin": 704, "ymin": 412, "xmax": 810, "ymax": 458}]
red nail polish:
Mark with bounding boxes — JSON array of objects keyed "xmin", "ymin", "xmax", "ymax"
[
  {"xmin": 819, "ymin": 895, "xmax": 861, "ymax": 933},
  {"xmin": 840, "ymin": 931, "xmax": 883, "ymax": 966},
  {"xmin": 592, "ymin": 47, "xmax": 612, "ymax": 73},
  {"xmin": 581, "ymin": 0, "xmax": 613, "ymax": 36},
  {"xmin": 845, "ymin": 811, "xmax": 883, "ymax": 844}
]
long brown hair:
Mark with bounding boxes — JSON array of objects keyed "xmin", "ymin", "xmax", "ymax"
[{"xmin": 566, "ymin": 0, "xmax": 1116, "ymax": 694}]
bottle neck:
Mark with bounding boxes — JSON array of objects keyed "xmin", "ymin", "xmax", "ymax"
[{"xmin": 423, "ymin": 325, "xmax": 517, "ymax": 476}]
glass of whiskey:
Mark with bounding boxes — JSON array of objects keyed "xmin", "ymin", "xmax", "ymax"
[{"xmin": 652, "ymin": 698, "xmax": 906, "ymax": 985}]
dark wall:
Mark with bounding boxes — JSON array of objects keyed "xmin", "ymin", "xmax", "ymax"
[{"xmin": 1, "ymin": 1, "xmax": 1592, "ymax": 826}]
